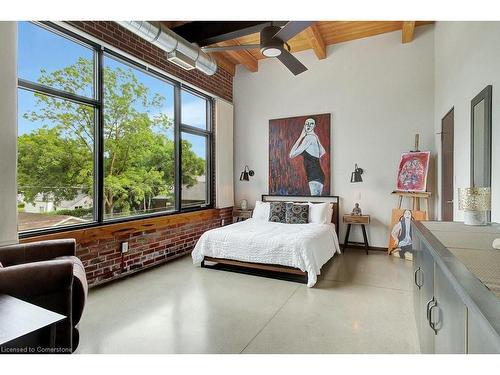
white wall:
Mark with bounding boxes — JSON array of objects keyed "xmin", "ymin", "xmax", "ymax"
[
  {"xmin": 0, "ymin": 22, "xmax": 18, "ymax": 246},
  {"xmin": 434, "ymin": 22, "xmax": 500, "ymax": 222},
  {"xmin": 233, "ymin": 25, "xmax": 435, "ymax": 247}
]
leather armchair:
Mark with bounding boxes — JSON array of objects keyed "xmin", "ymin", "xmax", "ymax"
[{"xmin": 0, "ymin": 239, "xmax": 88, "ymax": 352}]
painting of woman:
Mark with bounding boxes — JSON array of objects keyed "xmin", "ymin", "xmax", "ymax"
[
  {"xmin": 289, "ymin": 118, "xmax": 327, "ymax": 195},
  {"xmin": 390, "ymin": 209, "xmax": 413, "ymax": 259},
  {"xmin": 269, "ymin": 113, "xmax": 330, "ymax": 196}
]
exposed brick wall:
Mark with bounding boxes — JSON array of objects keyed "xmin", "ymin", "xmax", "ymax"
[
  {"xmin": 22, "ymin": 207, "xmax": 234, "ymax": 287},
  {"xmin": 66, "ymin": 21, "xmax": 233, "ymax": 102},
  {"xmin": 80, "ymin": 207, "xmax": 234, "ymax": 286}
]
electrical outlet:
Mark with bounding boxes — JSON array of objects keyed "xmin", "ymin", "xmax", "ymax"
[
  {"xmin": 121, "ymin": 242, "xmax": 129, "ymax": 253},
  {"xmin": 221, "ymin": 219, "xmax": 225, "ymax": 226}
]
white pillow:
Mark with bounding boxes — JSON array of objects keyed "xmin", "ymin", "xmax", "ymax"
[
  {"xmin": 308, "ymin": 202, "xmax": 331, "ymax": 224},
  {"xmin": 252, "ymin": 201, "xmax": 271, "ymax": 221},
  {"xmin": 326, "ymin": 203, "xmax": 334, "ymax": 223}
]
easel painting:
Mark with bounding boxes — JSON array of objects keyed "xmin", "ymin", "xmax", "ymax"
[
  {"xmin": 396, "ymin": 151, "xmax": 430, "ymax": 192},
  {"xmin": 388, "ymin": 208, "xmax": 427, "ymax": 261},
  {"xmin": 269, "ymin": 114, "xmax": 330, "ymax": 196}
]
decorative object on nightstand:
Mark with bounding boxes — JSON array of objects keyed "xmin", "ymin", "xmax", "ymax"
[
  {"xmin": 233, "ymin": 208, "xmax": 253, "ymax": 222},
  {"xmin": 342, "ymin": 214, "xmax": 370, "ymax": 254},
  {"xmin": 239, "ymin": 165, "xmax": 254, "ymax": 181},
  {"xmin": 351, "ymin": 203, "xmax": 362, "ymax": 216},
  {"xmin": 458, "ymin": 187, "xmax": 491, "ymax": 226},
  {"xmin": 240, "ymin": 199, "xmax": 248, "ymax": 210}
]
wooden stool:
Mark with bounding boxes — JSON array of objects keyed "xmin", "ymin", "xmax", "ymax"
[{"xmin": 342, "ymin": 214, "xmax": 370, "ymax": 255}]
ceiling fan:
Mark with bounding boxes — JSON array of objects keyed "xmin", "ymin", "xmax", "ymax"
[{"xmin": 201, "ymin": 21, "xmax": 313, "ymax": 75}]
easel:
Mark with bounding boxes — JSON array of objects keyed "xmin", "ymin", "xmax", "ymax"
[
  {"xmin": 388, "ymin": 134, "xmax": 431, "ymax": 254},
  {"xmin": 391, "ymin": 191, "xmax": 431, "ymax": 220},
  {"xmin": 392, "ymin": 134, "xmax": 431, "ymax": 218}
]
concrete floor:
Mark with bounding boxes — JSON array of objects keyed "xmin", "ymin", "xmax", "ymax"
[{"xmin": 76, "ymin": 249, "xmax": 420, "ymax": 354}]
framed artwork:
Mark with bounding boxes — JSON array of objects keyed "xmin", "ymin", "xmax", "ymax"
[
  {"xmin": 396, "ymin": 151, "xmax": 430, "ymax": 192},
  {"xmin": 269, "ymin": 114, "xmax": 330, "ymax": 196},
  {"xmin": 388, "ymin": 208, "xmax": 427, "ymax": 261}
]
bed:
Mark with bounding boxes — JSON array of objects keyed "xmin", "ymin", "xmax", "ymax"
[{"xmin": 192, "ymin": 195, "xmax": 341, "ymax": 287}]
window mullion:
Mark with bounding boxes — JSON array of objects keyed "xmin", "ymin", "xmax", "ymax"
[
  {"xmin": 96, "ymin": 47, "xmax": 104, "ymax": 223},
  {"xmin": 174, "ymin": 83, "xmax": 182, "ymax": 212}
]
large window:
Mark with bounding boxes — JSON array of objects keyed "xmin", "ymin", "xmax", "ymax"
[{"xmin": 17, "ymin": 22, "xmax": 213, "ymax": 234}]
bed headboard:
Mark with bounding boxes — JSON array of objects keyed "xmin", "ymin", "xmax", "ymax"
[{"xmin": 261, "ymin": 195, "xmax": 340, "ymax": 235}]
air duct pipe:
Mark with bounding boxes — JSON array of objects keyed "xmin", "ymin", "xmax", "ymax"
[{"xmin": 115, "ymin": 21, "xmax": 218, "ymax": 76}]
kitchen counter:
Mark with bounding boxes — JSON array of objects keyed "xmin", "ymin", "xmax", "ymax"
[
  {"xmin": 416, "ymin": 221, "xmax": 500, "ymax": 348},
  {"xmin": 421, "ymin": 221, "xmax": 500, "ymax": 299}
]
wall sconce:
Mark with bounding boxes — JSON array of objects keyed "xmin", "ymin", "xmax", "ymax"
[
  {"xmin": 350, "ymin": 164, "xmax": 364, "ymax": 183},
  {"xmin": 239, "ymin": 165, "xmax": 255, "ymax": 181}
]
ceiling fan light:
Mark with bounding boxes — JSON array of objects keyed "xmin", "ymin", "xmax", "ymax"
[{"xmin": 262, "ymin": 47, "xmax": 281, "ymax": 57}]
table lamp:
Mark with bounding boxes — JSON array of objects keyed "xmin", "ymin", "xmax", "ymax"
[{"xmin": 458, "ymin": 187, "xmax": 491, "ymax": 226}]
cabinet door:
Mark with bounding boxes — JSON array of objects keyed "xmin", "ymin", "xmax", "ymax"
[
  {"xmin": 412, "ymin": 233, "xmax": 423, "ymax": 338},
  {"xmin": 419, "ymin": 242, "xmax": 435, "ymax": 354},
  {"xmin": 433, "ymin": 264, "xmax": 467, "ymax": 353},
  {"xmin": 468, "ymin": 306, "xmax": 500, "ymax": 353}
]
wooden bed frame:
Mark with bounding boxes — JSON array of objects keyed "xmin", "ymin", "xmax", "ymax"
[{"xmin": 201, "ymin": 195, "xmax": 340, "ymax": 284}]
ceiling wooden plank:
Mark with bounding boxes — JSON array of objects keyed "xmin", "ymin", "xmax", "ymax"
[
  {"xmin": 304, "ymin": 23, "xmax": 326, "ymax": 60},
  {"xmin": 402, "ymin": 21, "xmax": 416, "ymax": 43},
  {"xmin": 205, "ymin": 21, "xmax": 434, "ymax": 64},
  {"xmin": 216, "ymin": 40, "xmax": 258, "ymax": 72},
  {"xmin": 212, "ymin": 52, "xmax": 236, "ymax": 76}
]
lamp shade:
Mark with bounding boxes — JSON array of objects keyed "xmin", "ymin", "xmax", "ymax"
[
  {"xmin": 240, "ymin": 171, "xmax": 249, "ymax": 181},
  {"xmin": 458, "ymin": 187, "xmax": 491, "ymax": 211}
]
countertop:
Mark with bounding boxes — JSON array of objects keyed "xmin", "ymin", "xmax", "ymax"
[
  {"xmin": 416, "ymin": 221, "xmax": 500, "ymax": 339},
  {"xmin": 421, "ymin": 221, "xmax": 500, "ymax": 299}
]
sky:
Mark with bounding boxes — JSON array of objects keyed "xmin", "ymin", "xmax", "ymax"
[{"xmin": 17, "ymin": 21, "xmax": 207, "ymax": 159}]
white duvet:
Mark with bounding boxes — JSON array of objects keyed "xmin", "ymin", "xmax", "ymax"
[{"xmin": 192, "ymin": 218, "xmax": 341, "ymax": 287}]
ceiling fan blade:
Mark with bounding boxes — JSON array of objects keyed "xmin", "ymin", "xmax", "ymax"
[
  {"xmin": 276, "ymin": 49, "xmax": 308, "ymax": 75},
  {"xmin": 273, "ymin": 21, "xmax": 313, "ymax": 42},
  {"xmin": 201, "ymin": 44, "xmax": 260, "ymax": 53}
]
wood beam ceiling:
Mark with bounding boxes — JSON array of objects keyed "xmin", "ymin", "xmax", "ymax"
[
  {"xmin": 212, "ymin": 52, "xmax": 236, "ymax": 76},
  {"xmin": 402, "ymin": 21, "xmax": 416, "ymax": 43},
  {"xmin": 160, "ymin": 21, "xmax": 433, "ymax": 75},
  {"xmin": 304, "ymin": 23, "xmax": 326, "ymax": 60},
  {"xmin": 215, "ymin": 40, "xmax": 258, "ymax": 72}
]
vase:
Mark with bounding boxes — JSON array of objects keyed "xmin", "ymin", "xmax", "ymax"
[{"xmin": 240, "ymin": 199, "xmax": 248, "ymax": 210}]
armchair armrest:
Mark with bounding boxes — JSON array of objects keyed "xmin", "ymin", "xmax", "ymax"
[
  {"xmin": 0, "ymin": 260, "xmax": 74, "ymax": 298},
  {"xmin": 0, "ymin": 239, "xmax": 76, "ymax": 266}
]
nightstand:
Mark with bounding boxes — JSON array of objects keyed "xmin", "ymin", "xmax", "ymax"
[
  {"xmin": 233, "ymin": 208, "xmax": 253, "ymax": 222},
  {"xmin": 342, "ymin": 214, "xmax": 370, "ymax": 254}
]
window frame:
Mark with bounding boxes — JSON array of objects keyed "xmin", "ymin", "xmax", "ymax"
[
  {"xmin": 180, "ymin": 86, "xmax": 213, "ymax": 210},
  {"xmin": 18, "ymin": 21, "xmax": 214, "ymax": 238}
]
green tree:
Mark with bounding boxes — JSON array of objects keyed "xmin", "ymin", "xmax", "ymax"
[{"xmin": 19, "ymin": 57, "xmax": 205, "ymax": 217}]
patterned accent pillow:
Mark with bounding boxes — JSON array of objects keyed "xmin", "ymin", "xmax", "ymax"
[
  {"xmin": 285, "ymin": 203, "xmax": 310, "ymax": 224},
  {"xmin": 269, "ymin": 202, "xmax": 286, "ymax": 223}
]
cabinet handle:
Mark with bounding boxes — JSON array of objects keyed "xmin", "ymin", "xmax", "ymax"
[
  {"xmin": 414, "ymin": 267, "xmax": 422, "ymax": 289},
  {"xmin": 426, "ymin": 297, "xmax": 434, "ymax": 322},
  {"xmin": 428, "ymin": 300, "xmax": 439, "ymax": 335}
]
